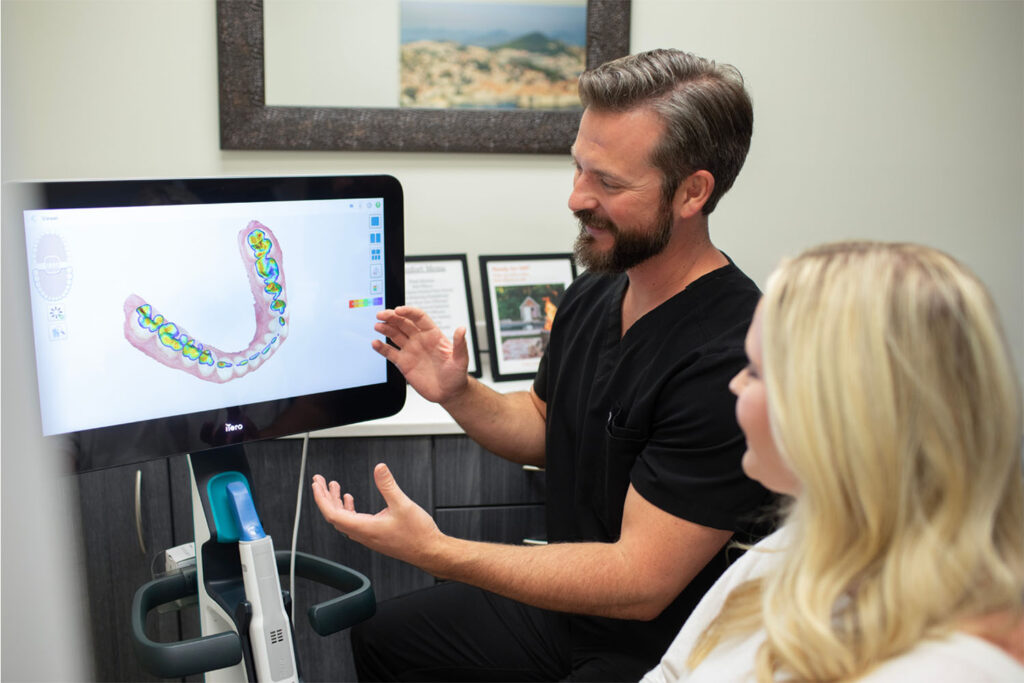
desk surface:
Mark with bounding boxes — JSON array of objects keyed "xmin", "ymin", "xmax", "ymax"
[{"xmin": 300, "ymin": 373, "xmax": 534, "ymax": 438}]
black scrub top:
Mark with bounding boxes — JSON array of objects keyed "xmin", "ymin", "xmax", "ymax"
[{"xmin": 534, "ymin": 262, "xmax": 773, "ymax": 660}]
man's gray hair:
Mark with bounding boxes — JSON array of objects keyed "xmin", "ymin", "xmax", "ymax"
[{"xmin": 578, "ymin": 48, "xmax": 753, "ymax": 214}]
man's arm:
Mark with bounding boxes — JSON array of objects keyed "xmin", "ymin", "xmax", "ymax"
[
  {"xmin": 312, "ymin": 465, "xmax": 732, "ymax": 621},
  {"xmin": 440, "ymin": 380, "xmax": 547, "ymax": 467},
  {"xmin": 373, "ymin": 306, "xmax": 545, "ymax": 466}
]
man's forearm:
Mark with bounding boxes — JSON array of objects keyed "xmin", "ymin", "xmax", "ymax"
[
  {"xmin": 440, "ymin": 379, "xmax": 546, "ymax": 466},
  {"xmin": 313, "ymin": 472, "xmax": 732, "ymax": 624},
  {"xmin": 415, "ymin": 487, "xmax": 733, "ymax": 622},
  {"xmin": 426, "ymin": 535, "xmax": 668, "ymax": 621}
]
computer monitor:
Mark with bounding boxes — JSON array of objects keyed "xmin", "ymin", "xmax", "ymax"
[{"xmin": 10, "ymin": 175, "xmax": 406, "ymax": 472}]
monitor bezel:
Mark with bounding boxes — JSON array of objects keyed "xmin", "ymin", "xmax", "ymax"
[{"xmin": 11, "ymin": 174, "xmax": 406, "ymax": 473}]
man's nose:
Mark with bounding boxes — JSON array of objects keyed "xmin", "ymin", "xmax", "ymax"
[{"xmin": 568, "ymin": 175, "xmax": 598, "ymax": 213}]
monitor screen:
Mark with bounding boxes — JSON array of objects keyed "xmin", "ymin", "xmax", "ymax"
[{"xmin": 12, "ymin": 175, "xmax": 406, "ymax": 472}]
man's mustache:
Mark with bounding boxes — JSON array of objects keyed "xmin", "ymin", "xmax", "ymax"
[{"xmin": 574, "ymin": 209, "xmax": 618, "ymax": 236}]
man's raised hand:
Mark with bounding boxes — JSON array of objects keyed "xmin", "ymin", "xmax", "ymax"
[{"xmin": 372, "ymin": 306, "xmax": 470, "ymax": 404}]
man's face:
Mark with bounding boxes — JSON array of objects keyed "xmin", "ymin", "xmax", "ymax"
[{"xmin": 569, "ymin": 107, "xmax": 676, "ymax": 274}]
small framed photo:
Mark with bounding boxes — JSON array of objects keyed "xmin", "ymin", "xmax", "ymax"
[
  {"xmin": 479, "ymin": 253, "xmax": 577, "ymax": 381},
  {"xmin": 405, "ymin": 255, "xmax": 482, "ymax": 377}
]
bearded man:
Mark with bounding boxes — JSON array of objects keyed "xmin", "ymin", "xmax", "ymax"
[{"xmin": 312, "ymin": 48, "xmax": 772, "ymax": 682}]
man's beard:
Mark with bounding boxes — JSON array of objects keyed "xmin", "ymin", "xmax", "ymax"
[{"xmin": 572, "ymin": 200, "xmax": 674, "ymax": 274}]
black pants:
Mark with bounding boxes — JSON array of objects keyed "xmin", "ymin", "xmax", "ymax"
[{"xmin": 352, "ymin": 582, "xmax": 653, "ymax": 682}]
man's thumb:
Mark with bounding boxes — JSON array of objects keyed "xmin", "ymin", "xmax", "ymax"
[
  {"xmin": 373, "ymin": 463, "xmax": 406, "ymax": 507},
  {"xmin": 453, "ymin": 326, "xmax": 470, "ymax": 368}
]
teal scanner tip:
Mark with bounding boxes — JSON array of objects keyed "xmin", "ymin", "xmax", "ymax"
[{"xmin": 226, "ymin": 481, "xmax": 266, "ymax": 541}]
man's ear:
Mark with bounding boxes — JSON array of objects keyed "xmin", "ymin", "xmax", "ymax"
[{"xmin": 674, "ymin": 170, "xmax": 715, "ymax": 219}]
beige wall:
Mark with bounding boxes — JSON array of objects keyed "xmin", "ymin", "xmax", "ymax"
[
  {"xmin": 4, "ymin": 1, "xmax": 1022, "ymax": 356},
  {"xmin": 2, "ymin": 1, "xmax": 1022, "ymax": 679}
]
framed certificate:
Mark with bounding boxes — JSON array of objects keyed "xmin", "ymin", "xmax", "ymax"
[
  {"xmin": 479, "ymin": 253, "xmax": 577, "ymax": 381},
  {"xmin": 404, "ymin": 254, "xmax": 482, "ymax": 377}
]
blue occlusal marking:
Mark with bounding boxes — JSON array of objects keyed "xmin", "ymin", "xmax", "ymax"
[
  {"xmin": 260, "ymin": 336, "xmax": 280, "ymax": 355},
  {"xmin": 135, "ymin": 304, "xmax": 164, "ymax": 332},
  {"xmin": 127, "ymin": 222, "xmax": 290, "ymax": 383},
  {"xmin": 135, "ymin": 304, "xmax": 218, "ymax": 367},
  {"xmin": 246, "ymin": 228, "xmax": 286, "ymax": 316}
]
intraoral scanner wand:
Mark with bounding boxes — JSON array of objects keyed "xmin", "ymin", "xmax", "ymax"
[{"xmin": 226, "ymin": 481, "xmax": 298, "ymax": 682}]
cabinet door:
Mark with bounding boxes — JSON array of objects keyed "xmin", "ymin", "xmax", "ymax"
[
  {"xmin": 77, "ymin": 458, "xmax": 178, "ymax": 682},
  {"xmin": 301, "ymin": 436, "xmax": 435, "ymax": 599},
  {"xmin": 436, "ymin": 505, "xmax": 546, "ymax": 545},
  {"xmin": 434, "ymin": 435, "xmax": 545, "ymax": 506},
  {"xmin": 299, "ymin": 437, "xmax": 436, "ymax": 682}
]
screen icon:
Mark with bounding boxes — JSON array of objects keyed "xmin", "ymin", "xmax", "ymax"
[{"xmin": 48, "ymin": 323, "xmax": 69, "ymax": 341}]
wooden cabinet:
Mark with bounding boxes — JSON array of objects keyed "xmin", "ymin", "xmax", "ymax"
[
  {"xmin": 77, "ymin": 458, "xmax": 179, "ymax": 682},
  {"xmin": 78, "ymin": 434, "xmax": 545, "ymax": 682},
  {"xmin": 433, "ymin": 435, "xmax": 545, "ymax": 507},
  {"xmin": 436, "ymin": 505, "xmax": 546, "ymax": 545},
  {"xmin": 433, "ymin": 436, "xmax": 547, "ymax": 546}
]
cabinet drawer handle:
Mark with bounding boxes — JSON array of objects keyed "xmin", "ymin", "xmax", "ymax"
[
  {"xmin": 521, "ymin": 465, "xmax": 545, "ymax": 472},
  {"xmin": 134, "ymin": 469, "xmax": 147, "ymax": 555},
  {"xmin": 522, "ymin": 538, "xmax": 548, "ymax": 546}
]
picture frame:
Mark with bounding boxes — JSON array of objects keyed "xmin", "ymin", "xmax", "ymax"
[
  {"xmin": 404, "ymin": 255, "xmax": 483, "ymax": 378},
  {"xmin": 479, "ymin": 253, "xmax": 577, "ymax": 381},
  {"xmin": 216, "ymin": 0, "xmax": 631, "ymax": 153}
]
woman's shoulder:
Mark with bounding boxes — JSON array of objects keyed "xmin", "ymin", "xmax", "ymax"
[{"xmin": 858, "ymin": 631, "xmax": 1024, "ymax": 682}]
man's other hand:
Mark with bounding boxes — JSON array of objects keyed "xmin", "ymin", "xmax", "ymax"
[{"xmin": 372, "ymin": 306, "xmax": 470, "ymax": 404}]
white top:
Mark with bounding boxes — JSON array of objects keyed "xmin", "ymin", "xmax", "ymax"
[{"xmin": 641, "ymin": 529, "xmax": 1024, "ymax": 682}]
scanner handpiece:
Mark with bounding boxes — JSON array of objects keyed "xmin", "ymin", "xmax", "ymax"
[{"xmin": 225, "ymin": 481, "xmax": 297, "ymax": 682}]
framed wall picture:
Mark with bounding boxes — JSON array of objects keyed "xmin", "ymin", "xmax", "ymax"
[
  {"xmin": 479, "ymin": 253, "xmax": 577, "ymax": 381},
  {"xmin": 217, "ymin": 0, "xmax": 632, "ymax": 153},
  {"xmin": 405, "ymin": 255, "xmax": 482, "ymax": 377}
]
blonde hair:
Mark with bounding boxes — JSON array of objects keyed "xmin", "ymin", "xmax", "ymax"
[{"xmin": 690, "ymin": 241, "xmax": 1024, "ymax": 680}]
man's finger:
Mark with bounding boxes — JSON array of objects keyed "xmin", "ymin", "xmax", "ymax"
[
  {"xmin": 371, "ymin": 339, "xmax": 399, "ymax": 362},
  {"xmin": 373, "ymin": 463, "xmax": 408, "ymax": 508},
  {"xmin": 311, "ymin": 476, "xmax": 343, "ymax": 521},
  {"xmin": 390, "ymin": 314, "xmax": 427, "ymax": 339},
  {"xmin": 311, "ymin": 474, "xmax": 330, "ymax": 499},
  {"xmin": 374, "ymin": 321, "xmax": 409, "ymax": 346},
  {"xmin": 452, "ymin": 326, "xmax": 470, "ymax": 368},
  {"xmin": 393, "ymin": 306, "xmax": 430, "ymax": 325}
]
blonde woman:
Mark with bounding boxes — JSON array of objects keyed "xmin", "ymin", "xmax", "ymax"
[{"xmin": 643, "ymin": 241, "xmax": 1024, "ymax": 681}]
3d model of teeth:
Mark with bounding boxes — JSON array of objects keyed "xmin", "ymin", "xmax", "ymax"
[
  {"xmin": 122, "ymin": 220, "xmax": 289, "ymax": 383},
  {"xmin": 32, "ymin": 233, "xmax": 74, "ymax": 301}
]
